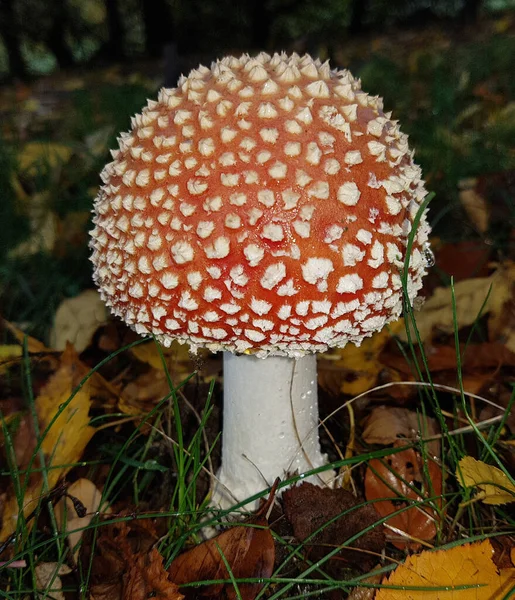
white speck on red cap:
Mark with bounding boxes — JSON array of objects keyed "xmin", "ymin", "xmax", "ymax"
[{"xmin": 91, "ymin": 52, "xmax": 430, "ymax": 358}]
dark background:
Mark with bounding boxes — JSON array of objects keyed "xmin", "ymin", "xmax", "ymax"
[{"xmin": 0, "ymin": 0, "xmax": 500, "ymax": 81}]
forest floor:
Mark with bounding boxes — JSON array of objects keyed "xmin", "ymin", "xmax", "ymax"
[{"xmin": 1, "ymin": 12, "xmax": 515, "ymax": 600}]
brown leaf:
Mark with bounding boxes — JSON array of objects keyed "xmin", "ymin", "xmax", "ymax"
[
  {"xmin": 168, "ymin": 517, "xmax": 275, "ymax": 600},
  {"xmin": 458, "ymin": 178, "xmax": 490, "ymax": 234},
  {"xmin": 362, "ymin": 406, "xmax": 440, "ymax": 456},
  {"xmin": 282, "ymin": 482, "xmax": 385, "ymax": 573},
  {"xmin": 400, "ymin": 263, "xmax": 515, "ymax": 344},
  {"xmin": 432, "ymin": 240, "xmax": 491, "ymax": 282},
  {"xmin": 365, "ymin": 447, "xmax": 442, "ymax": 550},
  {"xmin": 124, "ymin": 548, "xmax": 183, "ymax": 600},
  {"xmin": 85, "ymin": 517, "xmax": 178, "ymax": 600}
]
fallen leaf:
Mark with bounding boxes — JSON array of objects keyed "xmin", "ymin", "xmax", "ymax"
[
  {"xmin": 8, "ymin": 206, "xmax": 58, "ymax": 257},
  {"xmin": 55, "ymin": 478, "xmax": 110, "ymax": 559},
  {"xmin": 3, "ymin": 320, "xmax": 53, "ymax": 355},
  {"xmin": 365, "ymin": 447, "xmax": 442, "ymax": 550},
  {"xmin": 17, "ymin": 142, "xmax": 73, "ymax": 176},
  {"xmin": 458, "ymin": 178, "xmax": 489, "ymax": 234},
  {"xmin": 457, "ymin": 456, "xmax": 515, "ymax": 504},
  {"xmin": 432, "ymin": 240, "xmax": 491, "ymax": 282},
  {"xmin": 35, "ymin": 562, "xmax": 71, "ymax": 600},
  {"xmin": 50, "ymin": 290, "xmax": 108, "ymax": 352},
  {"xmin": 0, "ymin": 345, "xmax": 23, "ymax": 373},
  {"xmin": 124, "ymin": 548, "xmax": 183, "ymax": 600},
  {"xmin": 401, "ymin": 262, "xmax": 515, "ymax": 343},
  {"xmin": 282, "ymin": 482, "xmax": 385, "ymax": 573},
  {"xmin": 83, "ymin": 517, "xmax": 182, "ymax": 600},
  {"xmin": 169, "ymin": 490, "xmax": 277, "ymax": 600},
  {"xmin": 169, "ymin": 519, "xmax": 274, "ymax": 599},
  {"xmin": 348, "ymin": 565, "xmax": 383, "ymax": 600},
  {"xmin": 130, "ymin": 339, "xmax": 200, "ymax": 372},
  {"xmin": 0, "ymin": 345, "xmax": 95, "ymax": 541},
  {"xmin": 376, "ymin": 540, "xmax": 515, "ymax": 599},
  {"xmin": 362, "ymin": 406, "xmax": 440, "ymax": 456},
  {"xmin": 319, "ymin": 321, "xmax": 404, "ymax": 396}
]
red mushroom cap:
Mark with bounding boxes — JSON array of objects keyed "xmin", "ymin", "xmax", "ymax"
[{"xmin": 90, "ymin": 52, "xmax": 430, "ymax": 357}]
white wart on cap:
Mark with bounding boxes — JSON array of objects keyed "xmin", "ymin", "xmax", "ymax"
[{"xmin": 90, "ymin": 52, "xmax": 430, "ymax": 357}]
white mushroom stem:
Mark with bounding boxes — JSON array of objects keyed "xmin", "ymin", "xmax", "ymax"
[{"xmin": 211, "ymin": 352, "xmax": 334, "ymax": 510}]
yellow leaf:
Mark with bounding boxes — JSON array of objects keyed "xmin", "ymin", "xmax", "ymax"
[
  {"xmin": 376, "ymin": 540, "xmax": 515, "ymax": 600},
  {"xmin": 457, "ymin": 456, "xmax": 515, "ymax": 505},
  {"xmin": 401, "ymin": 262, "xmax": 515, "ymax": 343},
  {"xmin": 0, "ymin": 346, "xmax": 95, "ymax": 541},
  {"xmin": 0, "ymin": 345, "xmax": 22, "ymax": 373},
  {"xmin": 3, "ymin": 321, "xmax": 54, "ymax": 355},
  {"xmin": 130, "ymin": 339, "xmax": 194, "ymax": 370},
  {"xmin": 17, "ymin": 142, "xmax": 73, "ymax": 176},
  {"xmin": 319, "ymin": 320, "xmax": 404, "ymax": 396}
]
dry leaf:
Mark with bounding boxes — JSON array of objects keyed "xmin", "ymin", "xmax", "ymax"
[
  {"xmin": 319, "ymin": 321, "xmax": 404, "ymax": 397},
  {"xmin": 35, "ymin": 562, "xmax": 71, "ymax": 600},
  {"xmin": 3, "ymin": 321, "xmax": 53, "ymax": 355},
  {"xmin": 55, "ymin": 478, "xmax": 110, "ymax": 560},
  {"xmin": 8, "ymin": 207, "xmax": 58, "ymax": 257},
  {"xmin": 348, "ymin": 565, "xmax": 383, "ymax": 600},
  {"xmin": 169, "ymin": 488, "xmax": 276, "ymax": 600},
  {"xmin": 50, "ymin": 290, "xmax": 108, "ymax": 352},
  {"xmin": 376, "ymin": 540, "xmax": 515, "ymax": 599},
  {"xmin": 169, "ymin": 517, "xmax": 274, "ymax": 600},
  {"xmin": 401, "ymin": 262, "xmax": 515, "ymax": 343},
  {"xmin": 124, "ymin": 548, "xmax": 183, "ymax": 600},
  {"xmin": 0, "ymin": 345, "xmax": 95, "ymax": 541},
  {"xmin": 457, "ymin": 456, "xmax": 515, "ymax": 504},
  {"xmin": 17, "ymin": 142, "xmax": 73, "ymax": 175},
  {"xmin": 362, "ymin": 406, "xmax": 440, "ymax": 456},
  {"xmin": 83, "ymin": 517, "xmax": 182, "ymax": 600},
  {"xmin": 282, "ymin": 482, "xmax": 385, "ymax": 572},
  {"xmin": 365, "ymin": 447, "xmax": 442, "ymax": 550},
  {"xmin": 130, "ymin": 339, "xmax": 199, "ymax": 371},
  {"xmin": 458, "ymin": 178, "xmax": 489, "ymax": 234},
  {"xmin": 0, "ymin": 345, "xmax": 23, "ymax": 373}
]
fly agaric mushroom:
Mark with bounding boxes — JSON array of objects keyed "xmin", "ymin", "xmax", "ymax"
[{"xmin": 90, "ymin": 52, "xmax": 431, "ymax": 509}]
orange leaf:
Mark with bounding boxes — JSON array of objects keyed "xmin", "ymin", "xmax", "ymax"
[
  {"xmin": 124, "ymin": 548, "xmax": 183, "ymax": 600},
  {"xmin": 365, "ymin": 447, "xmax": 442, "ymax": 550},
  {"xmin": 169, "ymin": 517, "xmax": 274, "ymax": 600}
]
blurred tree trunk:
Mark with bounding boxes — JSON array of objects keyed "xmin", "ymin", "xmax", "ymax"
[
  {"xmin": 45, "ymin": 0, "xmax": 75, "ymax": 68},
  {"xmin": 104, "ymin": 0, "xmax": 125, "ymax": 59},
  {"xmin": 0, "ymin": 0, "xmax": 28, "ymax": 79},
  {"xmin": 140, "ymin": 0, "xmax": 175, "ymax": 59},
  {"xmin": 349, "ymin": 0, "xmax": 370, "ymax": 35}
]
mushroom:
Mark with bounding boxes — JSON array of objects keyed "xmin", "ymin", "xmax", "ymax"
[{"xmin": 90, "ymin": 52, "xmax": 431, "ymax": 509}]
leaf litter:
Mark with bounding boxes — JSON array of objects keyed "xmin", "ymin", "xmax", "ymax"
[{"xmin": 0, "ymin": 161, "xmax": 515, "ymax": 596}]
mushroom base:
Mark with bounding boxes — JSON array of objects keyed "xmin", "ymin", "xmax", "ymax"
[{"xmin": 211, "ymin": 352, "xmax": 334, "ymax": 511}]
